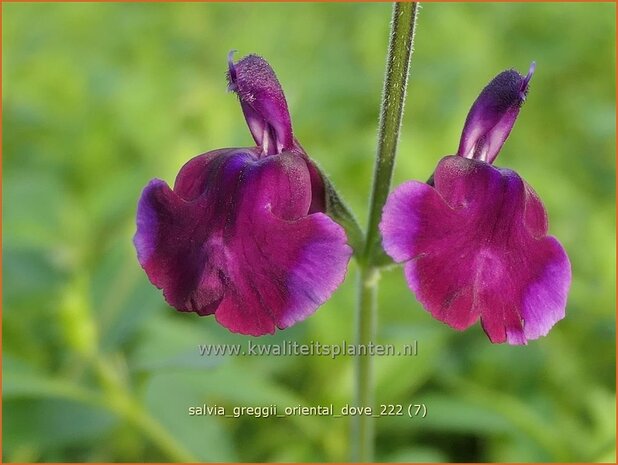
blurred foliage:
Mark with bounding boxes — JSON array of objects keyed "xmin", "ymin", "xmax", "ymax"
[{"xmin": 2, "ymin": 2, "xmax": 616, "ymax": 463}]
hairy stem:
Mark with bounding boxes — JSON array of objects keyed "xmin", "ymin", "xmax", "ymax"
[
  {"xmin": 352, "ymin": 266, "xmax": 379, "ymax": 462},
  {"xmin": 363, "ymin": 1, "xmax": 419, "ymax": 266},
  {"xmin": 353, "ymin": 2, "xmax": 419, "ymax": 462}
]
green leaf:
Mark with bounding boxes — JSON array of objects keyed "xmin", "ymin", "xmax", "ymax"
[
  {"xmin": 4, "ymin": 398, "xmax": 117, "ymax": 451},
  {"xmin": 3, "ymin": 365, "xmax": 117, "ymax": 457},
  {"xmin": 131, "ymin": 314, "xmax": 229, "ymax": 372},
  {"xmin": 144, "ymin": 366, "xmax": 325, "ymax": 454},
  {"xmin": 3, "ymin": 371, "xmax": 98, "ymax": 404},
  {"xmin": 144, "ymin": 371, "xmax": 236, "ymax": 462},
  {"xmin": 411, "ymin": 394, "xmax": 512, "ymax": 434},
  {"xmin": 384, "ymin": 446, "xmax": 448, "ymax": 463},
  {"xmin": 92, "ymin": 237, "xmax": 163, "ymax": 352}
]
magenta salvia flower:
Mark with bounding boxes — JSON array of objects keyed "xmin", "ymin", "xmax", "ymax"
[
  {"xmin": 380, "ymin": 63, "xmax": 571, "ymax": 345},
  {"xmin": 134, "ymin": 53, "xmax": 352, "ymax": 336}
]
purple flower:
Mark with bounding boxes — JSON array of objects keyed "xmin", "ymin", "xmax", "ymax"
[
  {"xmin": 380, "ymin": 63, "xmax": 571, "ymax": 345},
  {"xmin": 134, "ymin": 53, "xmax": 352, "ymax": 336}
]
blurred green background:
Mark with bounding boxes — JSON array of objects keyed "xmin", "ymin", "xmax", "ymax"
[{"xmin": 3, "ymin": 2, "xmax": 616, "ymax": 463}]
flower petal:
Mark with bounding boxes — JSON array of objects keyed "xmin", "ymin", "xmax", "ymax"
[
  {"xmin": 214, "ymin": 209, "xmax": 351, "ymax": 335},
  {"xmin": 457, "ymin": 63, "xmax": 535, "ymax": 164},
  {"xmin": 381, "ymin": 155, "xmax": 571, "ymax": 344},
  {"xmin": 172, "ymin": 148, "xmax": 244, "ymax": 201},
  {"xmin": 134, "ymin": 150, "xmax": 351, "ymax": 335},
  {"xmin": 228, "ymin": 53, "xmax": 293, "ymax": 155},
  {"xmin": 134, "ymin": 178, "xmax": 225, "ymax": 316}
]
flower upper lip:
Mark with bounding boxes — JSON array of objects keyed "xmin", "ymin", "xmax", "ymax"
[
  {"xmin": 227, "ymin": 51, "xmax": 294, "ymax": 156},
  {"xmin": 227, "ymin": 50, "xmax": 238, "ymax": 92},
  {"xmin": 520, "ymin": 61, "xmax": 536, "ymax": 101},
  {"xmin": 456, "ymin": 62, "xmax": 536, "ymax": 164}
]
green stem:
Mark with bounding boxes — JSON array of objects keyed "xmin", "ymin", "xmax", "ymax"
[
  {"xmin": 352, "ymin": 266, "xmax": 379, "ymax": 462},
  {"xmin": 353, "ymin": 2, "xmax": 419, "ymax": 462},
  {"xmin": 363, "ymin": 1, "xmax": 419, "ymax": 265}
]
